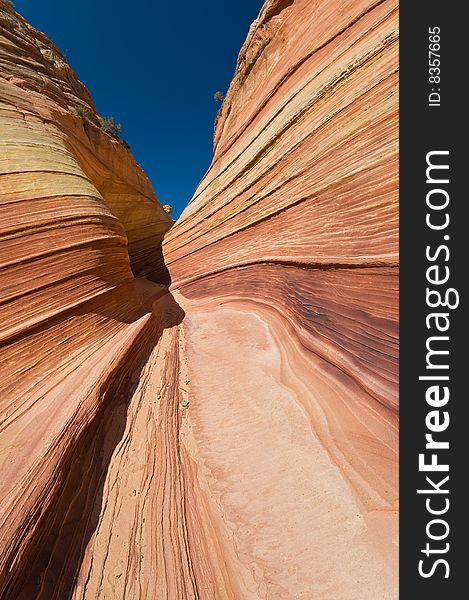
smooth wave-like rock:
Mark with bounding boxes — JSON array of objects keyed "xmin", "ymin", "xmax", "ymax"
[
  {"xmin": 163, "ymin": 0, "xmax": 399, "ymax": 597},
  {"xmin": 0, "ymin": 3, "xmax": 173, "ymax": 597},
  {"xmin": 0, "ymin": 0, "xmax": 398, "ymax": 598}
]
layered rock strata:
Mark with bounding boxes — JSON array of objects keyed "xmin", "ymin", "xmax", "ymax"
[
  {"xmin": 1, "ymin": 2, "xmax": 172, "ymax": 597},
  {"xmin": 164, "ymin": 0, "xmax": 399, "ymax": 596},
  {"xmin": 0, "ymin": 0, "xmax": 398, "ymax": 598}
]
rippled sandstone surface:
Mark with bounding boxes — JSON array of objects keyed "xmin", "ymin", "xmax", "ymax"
[{"xmin": 0, "ymin": 0, "xmax": 398, "ymax": 598}]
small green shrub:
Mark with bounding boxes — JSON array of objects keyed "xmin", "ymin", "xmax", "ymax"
[
  {"xmin": 74, "ymin": 106, "xmax": 86, "ymax": 118},
  {"xmin": 73, "ymin": 106, "xmax": 96, "ymax": 122},
  {"xmin": 100, "ymin": 116, "xmax": 122, "ymax": 137},
  {"xmin": 120, "ymin": 139, "xmax": 131, "ymax": 151},
  {"xmin": 4, "ymin": 0, "xmax": 15, "ymax": 9},
  {"xmin": 213, "ymin": 91, "xmax": 224, "ymax": 102}
]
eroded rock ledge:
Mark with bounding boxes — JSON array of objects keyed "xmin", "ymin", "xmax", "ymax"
[{"xmin": 0, "ymin": 0, "xmax": 398, "ymax": 598}]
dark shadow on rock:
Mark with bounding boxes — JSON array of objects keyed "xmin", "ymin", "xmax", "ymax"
[
  {"xmin": 127, "ymin": 229, "xmax": 173, "ymax": 286},
  {"xmin": 0, "ymin": 289, "xmax": 184, "ymax": 599},
  {"xmin": 0, "ymin": 238, "xmax": 175, "ymax": 349},
  {"xmin": 141, "ymin": 239, "xmax": 172, "ymax": 286}
]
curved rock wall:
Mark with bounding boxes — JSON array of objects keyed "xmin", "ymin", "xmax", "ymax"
[
  {"xmin": 163, "ymin": 0, "xmax": 399, "ymax": 597},
  {"xmin": 0, "ymin": 0, "xmax": 398, "ymax": 598},
  {"xmin": 1, "ymin": 3, "xmax": 172, "ymax": 597},
  {"xmin": 0, "ymin": 5, "xmax": 172, "ymax": 283}
]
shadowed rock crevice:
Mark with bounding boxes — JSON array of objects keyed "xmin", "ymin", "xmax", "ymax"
[
  {"xmin": 65, "ymin": 134, "xmax": 173, "ymax": 284},
  {"xmin": 0, "ymin": 293, "xmax": 184, "ymax": 600}
]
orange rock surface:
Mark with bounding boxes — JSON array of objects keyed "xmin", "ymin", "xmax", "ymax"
[{"xmin": 0, "ymin": 0, "xmax": 398, "ymax": 598}]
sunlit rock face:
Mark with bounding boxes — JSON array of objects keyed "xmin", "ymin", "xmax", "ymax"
[
  {"xmin": 0, "ymin": 3, "xmax": 172, "ymax": 597},
  {"xmin": 0, "ymin": 0, "xmax": 398, "ymax": 598},
  {"xmin": 163, "ymin": 0, "xmax": 399, "ymax": 597}
]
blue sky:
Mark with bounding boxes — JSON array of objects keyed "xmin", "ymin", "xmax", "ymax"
[{"xmin": 13, "ymin": 0, "xmax": 263, "ymax": 218}]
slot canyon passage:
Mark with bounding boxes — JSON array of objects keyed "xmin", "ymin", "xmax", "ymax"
[{"xmin": 0, "ymin": 0, "xmax": 398, "ymax": 598}]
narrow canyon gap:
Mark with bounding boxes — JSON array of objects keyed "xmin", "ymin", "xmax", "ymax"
[{"xmin": 0, "ymin": 0, "xmax": 398, "ymax": 599}]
